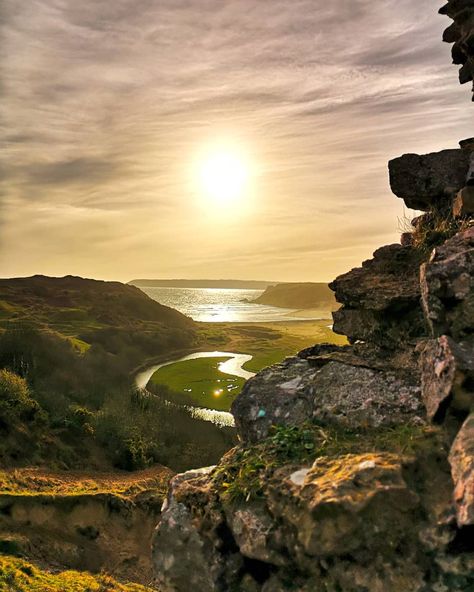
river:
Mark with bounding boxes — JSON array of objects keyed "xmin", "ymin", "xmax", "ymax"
[{"xmin": 134, "ymin": 351, "xmax": 256, "ymax": 427}]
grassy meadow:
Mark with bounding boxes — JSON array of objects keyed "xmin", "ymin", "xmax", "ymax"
[{"xmin": 150, "ymin": 319, "xmax": 347, "ymax": 411}]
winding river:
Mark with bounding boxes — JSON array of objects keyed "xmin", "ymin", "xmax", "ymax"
[{"xmin": 134, "ymin": 351, "xmax": 256, "ymax": 427}]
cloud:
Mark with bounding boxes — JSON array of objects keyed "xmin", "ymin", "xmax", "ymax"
[{"xmin": 0, "ymin": 0, "xmax": 470, "ymax": 281}]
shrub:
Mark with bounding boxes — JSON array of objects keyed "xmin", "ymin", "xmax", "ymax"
[{"xmin": 0, "ymin": 369, "xmax": 39, "ymax": 427}]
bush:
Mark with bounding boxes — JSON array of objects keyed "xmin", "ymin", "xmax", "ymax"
[{"xmin": 0, "ymin": 369, "xmax": 39, "ymax": 428}]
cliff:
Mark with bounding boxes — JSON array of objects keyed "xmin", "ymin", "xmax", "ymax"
[
  {"xmin": 151, "ymin": 4, "xmax": 474, "ymax": 591},
  {"xmin": 252, "ymin": 283, "xmax": 338, "ymax": 310}
]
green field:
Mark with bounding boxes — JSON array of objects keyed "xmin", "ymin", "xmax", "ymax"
[
  {"xmin": 151, "ymin": 356, "xmax": 244, "ymax": 411},
  {"xmin": 151, "ymin": 319, "xmax": 347, "ymax": 411}
]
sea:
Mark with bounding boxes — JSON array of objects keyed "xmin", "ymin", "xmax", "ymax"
[{"xmin": 139, "ymin": 286, "xmax": 319, "ymax": 323}]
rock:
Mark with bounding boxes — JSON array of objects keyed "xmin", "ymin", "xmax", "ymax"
[
  {"xmin": 266, "ymin": 453, "xmax": 419, "ymax": 557},
  {"xmin": 309, "ymin": 361, "xmax": 424, "ymax": 429},
  {"xmin": 297, "ymin": 342, "xmax": 349, "ymax": 360},
  {"xmin": 231, "ymin": 357, "xmax": 315, "ymax": 443},
  {"xmin": 388, "ymin": 149, "xmax": 471, "ymax": 210},
  {"xmin": 330, "ymin": 244, "xmax": 422, "ymax": 310},
  {"xmin": 441, "ymin": 1, "xmax": 474, "ymax": 100},
  {"xmin": 449, "ymin": 413, "xmax": 474, "ymax": 526},
  {"xmin": 460, "ymin": 138, "xmax": 474, "ymax": 152},
  {"xmin": 420, "ymin": 336, "xmax": 474, "ymax": 422},
  {"xmin": 453, "ymin": 186, "xmax": 474, "ymax": 217},
  {"xmin": 329, "ymin": 244, "xmax": 426, "ymax": 347},
  {"xmin": 420, "ymin": 227, "xmax": 474, "ymax": 339},
  {"xmin": 231, "ymin": 356, "xmax": 424, "ymax": 443},
  {"xmin": 152, "ymin": 466, "xmax": 235, "ymax": 592},
  {"xmin": 223, "ymin": 501, "xmax": 287, "ymax": 566}
]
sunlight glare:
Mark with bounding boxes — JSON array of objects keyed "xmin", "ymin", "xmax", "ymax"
[{"xmin": 198, "ymin": 149, "xmax": 250, "ymax": 204}]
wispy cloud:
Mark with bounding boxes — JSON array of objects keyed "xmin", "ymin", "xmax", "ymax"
[{"xmin": 0, "ymin": 0, "xmax": 470, "ymax": 281}]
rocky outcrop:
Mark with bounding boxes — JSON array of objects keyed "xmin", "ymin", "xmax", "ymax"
[
  {"xmin": 329, "ymin": 243, "xmax": 426, "ymax": 348},
  {"xmin": 232, "ymin": 356, "xmax": 423, "ymax": 444},
  {"xmin": 388, "ymin": 149, "xmax": 471, "ymax": 210},
  {"xmin": 441, "ymin": 0, "xmax": 474, "ymax": 100}
]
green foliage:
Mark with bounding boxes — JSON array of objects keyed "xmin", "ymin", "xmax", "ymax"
[
  {"xmin": 94, "ymin": 387, "xmax": 236, "ymax": 472},
  {"xmin": 213, "ymin": 423, "xmax": 436, "ymax": 503},
  {"xmin": 0, "ymin": 369, "xmax": 40, "ymax": 427}
]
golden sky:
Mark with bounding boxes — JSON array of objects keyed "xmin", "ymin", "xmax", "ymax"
[{"xmin": 0, "ymin": 0, "xmax": 470, "ymax": 282}]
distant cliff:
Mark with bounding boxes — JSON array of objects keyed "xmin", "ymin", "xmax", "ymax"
[{"xmin": 252, "ymin": 282, "xmax": 338, "ymax": 310}]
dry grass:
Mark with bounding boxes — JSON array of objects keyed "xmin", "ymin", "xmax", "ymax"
[
  {"xmin": 0, "ymin": 555, "xmax": 155, "ymax": 592},
  {"xmin": 0, "ymin": 466, "xmax": 173, "ymax": 499}
]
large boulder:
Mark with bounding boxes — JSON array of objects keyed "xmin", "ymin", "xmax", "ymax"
[
  {"xmin": 420, "ymin": 227, "xmax": 474, "ymax": 340},
  {"xmin": 266, "ymin": 453, "xmax": 419, "ymax": 557},
  {"xmin": 388, "ymin": 149, "xmax": 471, "ymax": 210},
  {"xmin": 231, "ymin": 356, "xmax": 424, "ymax": 443}
]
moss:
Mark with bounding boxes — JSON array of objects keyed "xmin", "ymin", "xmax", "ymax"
[
  {"xmin": 0, "ymin": 555, "xmax": 154, "ymax": 592},
  {"xmin": 213, "ymin": 423, "xmax": 441, "ymax": 503}
]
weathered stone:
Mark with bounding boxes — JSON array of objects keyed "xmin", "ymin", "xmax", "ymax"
[
  {"xmin": 388, "ymin": 149, "xmax": 471, "ymax": 210},
  {"xmin": 453, "ymin": 185, "xmax": 474, "ymax": 217},
  {"xmin": 330, "ymin": 244, "xmax": 422, "ymax": 310},
  {"xmin": 441, "ymin": 0, "xmax": 474, "ymax": 100},
  {"xmin": 420, "ymin": 227, "xmax": 474, "ymax": 339},
  {"xmin": 231, "ymin": 356, "xmax": 424, "ymax": 443},
  {"xmin": 152, "ymin": 466, "xmax": 234, "ymax": 592},
  {"xmin": 449, "ymin": 413, "xmax": 474, "ymax": 526},
  {"xmin": 223, "ymin": 501, "xmax": 287, "ymax": 566},
  {"xmin": 420, "ymin": 336, "xmax": 474, "ymax": 422},
  {"xmin": 309, "ymin": 361, "xmax": 424, "ymax": 428},
  {"xmin": 330, "ymin": 244, "xmax": 425, "ymax": 347},
  {"xmin": 231, "ymin": 357, "xmax": 315, "ymax": 443},
  {"xmin": 266, "ymin": 453, "xmax": 419, "ymax": 557}
]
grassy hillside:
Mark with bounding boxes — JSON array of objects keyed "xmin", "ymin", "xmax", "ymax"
[
  {"xmin": 0, "ymin": 274, "xmax": 194, "ymax": 351},
  {"xmin": 252, "ymin": 282, "xmax": 338, "ymax": 310},
  {"xmin": 0, "ymin": 276, "xmax": 237, "ymax": 473}
]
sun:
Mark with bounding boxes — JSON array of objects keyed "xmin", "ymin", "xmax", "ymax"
[{"xmin": 198, "ymin": 149, "xmax": 250, "ymax": 204}]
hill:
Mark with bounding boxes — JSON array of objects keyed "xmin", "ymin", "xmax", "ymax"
[
  {"xmin": 0, "ymin": 276, "xmax": 235, "ymax": 473},
  {"xmin": 0, "ymin": 274, "xmax": 193, "ymax": 330},
  {"xmin": 252, "ymin": 282, "xmax": 338, "ymax": 310}
]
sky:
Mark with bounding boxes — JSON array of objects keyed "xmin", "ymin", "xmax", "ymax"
[{"xmin": 0, "ymin": 0, "xmax": 471, "ymax": 283}]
